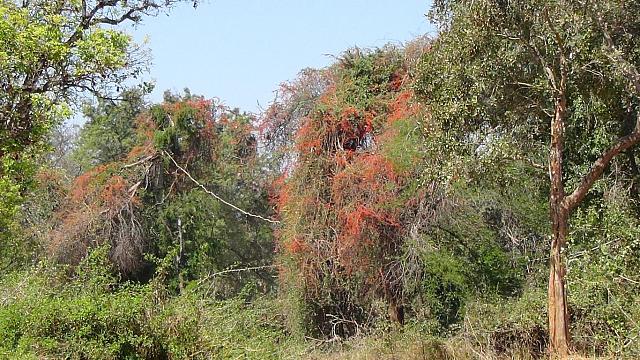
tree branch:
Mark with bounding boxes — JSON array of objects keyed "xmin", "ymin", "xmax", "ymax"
[
  {"xmin": 163, "ymin": 150, "xmax": 280, "ymax": 224},
  {"xmin": 599, "ymin": 18, "xmax": 640, "ymax": 97},
  {"xmin": 542, "ymin": 6, "xmax": 568, "ymax": 96},
  {"xmin": 66, "ymin": 0, "xmax": 178, "ymax": 45},
  {"xmin": 563, "ymin": 129, "xmax": 640, "ymax": 212},
  {"xmin": 91, "ymin": 1, "xmax": 161, "ymax": 25}
]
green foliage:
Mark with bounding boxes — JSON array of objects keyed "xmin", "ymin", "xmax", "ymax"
[
  {"xmin": 0, "ymin": 248, "xmax": 291, "ymax": 360},
  {"xmin": 270, "ymin": 42, "xmax": 551, "ymax": 343},
  {"xmin": 0, "ymin": 103, "xmax": 69, "ymax": 272},
  {"xmin": 417, "ymin": 0, "xmax": 640, "ymax": 355},
  {"xmin": 337, "ymin": 47, "xmax": 404, "ymax": 108},
  {"xmin": 402, "ymin": 183, "xmax": 545, "ymax": 334},
  {"xmin": 416, "ymin": 0, "xmax": 640, "ymax": 189},
  {"xmin": 0, "ymin": 0, "xmax": 191, "ymax": 272},
  {"xmin": 0, "ymin": 253, "xmax": 157, "ymax": 359},
  {"xmin": 143, "ymin": 96, "xmax": 274, "ymax": 294},
  {"xmin": 566, "ymin": 183, "xmax": 640, "ymax": 356},
  {"xmin": 5, "ymin": 1, "xmax": 640, "ymax": 357},
  {"xmin": 150, "ymin": 186, "xmax": 273, "ymax": 295},
  {"xmin": 74, "ymin": 88, "xmax": 149, "ymax": 170},
  {"xmin": 50, "ymin": 92, "xmax": 275, "ymax": 295},
  {"xmin": 0, "ymin": 169, "xmax": 24, "ymax": 270},
  {"xmin": 378, "ymin": 117, "xmax": 423, "ymax": 174},
  {"xmin": 415, "ymin": 249, "xmax": 468, "ymax": 329},
  {"xmin": 462, "ymin": 287, "xmax": 548, "ymax": 358},
  {"xmin": 271, "ymin": 46, "xmax": 427, "ymax": 337},
  {"xmin": 0, "ymin": 157, "xmax": 63, "ymax": 274}
]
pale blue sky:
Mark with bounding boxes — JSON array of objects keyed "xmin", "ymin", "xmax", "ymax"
[{"xmin": 125, "ymin": 1, "xmax": 434, "ymax": 114}]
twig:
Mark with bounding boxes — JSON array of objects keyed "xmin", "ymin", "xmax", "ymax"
[
  {"xmin": 122, "ymin": 154, "xmax": 156, "ymax": 169},
  {"xmin": 617, "ymin": 275, "xmax": 640, "ymax": 285},
  {"xmin": 204, "ymin": 264, "xmax": 278, "ymax": 278}
]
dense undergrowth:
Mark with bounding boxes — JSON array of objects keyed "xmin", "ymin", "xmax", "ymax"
[{"xmin": 0, "ymin": 248, "xmax": 292, "ymax": 359}]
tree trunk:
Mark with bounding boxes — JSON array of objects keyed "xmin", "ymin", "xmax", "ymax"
[
  {"xmin": 548, "ymin": 209, "xmax": 570, "ymax": 358},
  {"xmin": 388, "ymin": 299, "xmax": 404, "ymax": 326},
  {"xmin": 546, "ymin": 112, "xmax": 640, "ymax": 359},
  {"xmin": 548, "ymin": 95, "xmax": 570, "ymax": 358}
]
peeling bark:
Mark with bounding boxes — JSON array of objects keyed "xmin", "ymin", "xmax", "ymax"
[{"xmin": 548, "ymin": 94, "xmax": 570, "ymax": 358}]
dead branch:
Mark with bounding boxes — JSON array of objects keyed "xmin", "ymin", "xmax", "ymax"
[{"xmin": 163, "ymin": 150, "xmax": 280, "ymax": 224}]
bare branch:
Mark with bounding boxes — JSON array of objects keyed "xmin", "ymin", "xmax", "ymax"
[
  {"xmin": 163, "ymin": 150, "xmax": 280, "ymax": 224},
  {"xmin": 202, "ymin": 264, "xmax": 279, "ymax": 279},
  {"xmin": 66, "ymin": 0, "xmax": 182, "ymax": 45},
  {"xmin": 520, "ymin": 38, "xmax": 558, "ymax": 93},
  {"xmin": 122, "ymin": 154, "xmax": 157, "ymax": 169},
  {"xmin": 91, "ymin": 1, "xmax": 161, "ymax": 25}
]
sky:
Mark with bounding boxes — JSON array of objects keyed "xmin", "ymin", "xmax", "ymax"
[{"xmin": 92, "ymin": 0, "xmax": 435, "ymax": 119}]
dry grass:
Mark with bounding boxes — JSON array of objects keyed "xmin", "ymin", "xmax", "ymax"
[{"xmin": 301, "ymin": 331, "xmax": 615, "ymax": 360}]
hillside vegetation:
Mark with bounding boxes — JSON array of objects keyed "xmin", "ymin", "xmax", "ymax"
[{"xmin": 1, "ymin": 0, "xmax": 640, "ymax": 359}]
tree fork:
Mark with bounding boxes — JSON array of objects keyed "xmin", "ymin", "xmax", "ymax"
[{"xmin": 547, "ymin": 98, "xmax": 640, "ymax": 358}]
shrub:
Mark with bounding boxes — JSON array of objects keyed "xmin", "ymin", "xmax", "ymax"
[{"xmin": 0, "ymin": 249, "xmax": 291, "ymax": 359}]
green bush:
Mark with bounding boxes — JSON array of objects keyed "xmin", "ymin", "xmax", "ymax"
[
  {"xmin": 461, "ymin": 287, "xmax": 548, "ymax": 358},
  {"xmin": 567, "ymin": 187, "xmax": 640, "ymax": 357},
  {"xmin": 0, "ymin": 249, "xmax": 292, "ymax": 359}
]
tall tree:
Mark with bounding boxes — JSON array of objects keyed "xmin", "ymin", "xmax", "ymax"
[
  {"xmin": 0, "ymin": 0, "xmax": 194, "ymax": 265},
  {"xmin": 74, "ymin": 87, "xmax": 148, "ymax": 171},
  {"xmin": 418, "ymin": 0, "xmax": 640, "ymax": 356},
  {"xmin": 1, "ymin": 0, "xmax": 195, "ymax": 161}
]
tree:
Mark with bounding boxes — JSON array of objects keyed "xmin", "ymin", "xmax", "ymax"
[
  {"xmin": 418, "ymin": 0, "xmax": 640, "ymax": 356},
  {"xmin": 47, "ymin": 122, "xmax": 81, "ymax": 175},
  {"xmin": 0, "ymin": 0, "xmax": 194, "ymax": 160},
  {"xmin": 0, "ymin": 0, "xmax": 194, "ymax": 268},
  {"xmin": 146, "ymin": 93, "xmax": 275, "ymax": 293},
  {"xmin": 74, "ymin": 87, "xmax": 149, "ymax": 171},
  {"xmin": 259, "ymin": 68, "xmax": 331, "ymax": 172},
  {"xmin": 269, "ymin": 47, "xmax": 439, "ymax": 336},
  {"xmin": 49, "ymin": 92, "xmax": 276, "ymax": 293}
]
